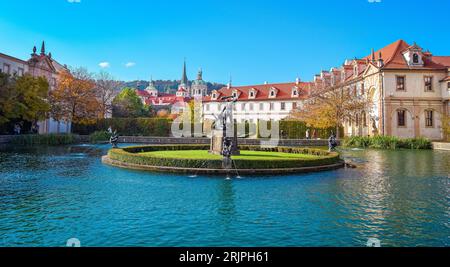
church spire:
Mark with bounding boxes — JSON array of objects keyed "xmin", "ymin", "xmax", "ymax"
[
  {"xmin": 180, "ymin": 59, "xmax": 188, "ymax": 86},
  {"xmin": 40, "ymin": 41, "xmax": 46, "ymax": 56},
  {"xmin": 197, "ymin": 68, "xmax": 203, "ymax": 80}
]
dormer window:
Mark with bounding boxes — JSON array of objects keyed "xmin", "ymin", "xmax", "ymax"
[
  {"xmin": 291, "ymin": 87, "xmax": 299, "ymax": 98},
  {"xmin": 413, "ymin": 53, "xmax": 419, "ymax": 64},
  {"xmin": 249, "ymin": 88, "xmax": 257, "ymax": 99},
  {"xmin": 403, "ymin": 43, "xmax": 424, "ymax": 67},
  {"xmin": 268, "ymin": 87, "xmax": 278, "ymax": 98}
]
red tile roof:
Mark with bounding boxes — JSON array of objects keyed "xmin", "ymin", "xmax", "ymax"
[
  {"xmin": 365, "ymin": 39, "xmax": 448, "ymax": 70},
  {"xmin": 203, "ymin": 82, "xmax": 310, "ymax": 102},
  {"xmin": 431, "ymin": 56, "xmax": 450, "ymax": 67}
]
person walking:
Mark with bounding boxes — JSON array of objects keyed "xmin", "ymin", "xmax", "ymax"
[{"xmin": 305, "ymin": 129, "xmax": 310, "ymax": 140}]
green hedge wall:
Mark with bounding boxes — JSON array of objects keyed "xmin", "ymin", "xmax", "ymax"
[
  {"xmin": 74, "ymin": 118, "xmax": 341, "ymax": 139},
  {"xmin": 108, "ymin": 145, "xmax": 341, "ymax": 170},
  {"xmin": 73, "ymin": 118, "xmax": 172, "ymax": 136}
]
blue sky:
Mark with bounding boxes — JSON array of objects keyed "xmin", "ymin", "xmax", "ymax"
[{"xmin": 1, "ymin": 0, "xmax": 449, "ymax": 85}]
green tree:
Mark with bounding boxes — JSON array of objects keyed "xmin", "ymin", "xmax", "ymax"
[
  {"xmin": 112, "ymin": 88, "xmax": 152, "ymax": 118},
  {"xmin": 0, "ymin": 73, "xmax": 50, "ymax": 125}
]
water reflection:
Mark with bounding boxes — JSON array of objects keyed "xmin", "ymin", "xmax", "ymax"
[{"xmin": 0, "ymin": 145, "xmax": 448, "ymax": 246}]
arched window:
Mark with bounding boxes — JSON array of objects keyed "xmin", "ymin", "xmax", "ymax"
[
  {"xmin": 397, "ymin": 109, "xmax": 406, "ymax": 127},
  {"xmin": 413, "ymin": 53, "xmax": 419, "ymax": 64}
]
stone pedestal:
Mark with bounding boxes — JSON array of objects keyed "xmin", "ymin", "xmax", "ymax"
[{"xmin": 209, "ymin": 130, "xmax": 240, "ymax": 155}]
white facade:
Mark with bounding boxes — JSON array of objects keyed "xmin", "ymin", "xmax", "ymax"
[
  {"xmin": 202, "ymin": 81, "xmax": 309, "ymax": 124},
  {"xmin": 203, "ymin": 100, "xmax": 302, "ymax": 123}
]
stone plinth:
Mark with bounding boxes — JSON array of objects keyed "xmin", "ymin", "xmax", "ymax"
[{"xmin": 209, "ymin": 130, "xmax": 240, "ymax": 155}]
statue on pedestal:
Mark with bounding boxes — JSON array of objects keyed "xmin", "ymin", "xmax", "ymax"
[{"xmin": 210, "ymin": 96, "xmax": 240, "ymax": 168}]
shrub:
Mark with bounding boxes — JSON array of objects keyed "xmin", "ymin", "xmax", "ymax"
[
  {"xmin": 89, "ymin": 131, "xmax": 111, "ymax": 143},
  {"xmin": 11, "ymin": 134, "xmax": 78, "ymax": 146},
  {"xmin": 342, "ymin": 136, "xmax": 432, "ymax": 150},
  {"xmin": 72, "ymin": 118, "xmax": 173, "ymax": 136},
  {"xmin": 108, "ymin": 145, "xmax": 341, "ymax": 170}
]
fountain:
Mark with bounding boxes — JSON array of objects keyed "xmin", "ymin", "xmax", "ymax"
[
  {"xmin": 102, "ymin": 96, "xmax": 344, "ymax": 175},
  {"xmin": 210, "ymin": 96, "xmax": 240, "ymax": 170}
]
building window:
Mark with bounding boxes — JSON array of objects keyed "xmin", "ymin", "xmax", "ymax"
[
  {"xmin": 425, "ymin": 110, "xmax": 433, "ymax": 127},
  {"xmin": 397, "ymin": 110, "xmax": 406, "ymax": 127},
  {"xmin": 241, "ymin": 103, "xmax": 246, "ymax": 111},
  {"xmin": 249, "ymin": 91, "xmax": 255, "ymax": 98},
  {"xmin": 292, "ymin": 102, "xmax": 297, "ymax": 110},
  {"xmin": 396, "ymin": 76, "xmax": 405, "ymax": 91},
  {"xmin": 3, "ymin": 63, "xmax": 10, "ymax": 74},
  {"xmin": 212, "ymin": 93, "xmax": 216, "ymax": 99},
  {"xmin": 361, "ymin": 83, "xmax": 365, "ymax": 95},
  {"xmin": 413, "ymin": 53, "xmax": 419, "ymax": 64},
  {"xmin": 355, "ymin": 114, "xmax": 360, "ymax": 127},
  {"xmin": 205, "ymin": 104, "xmax": 210, "ymax": 112},
  {"xmin": 280, "ymin": 102, "xmax": 286, "ymax": 111},
  {"xmin": 249, "ymin": 103, "xmax": 254, "ymax": 111},
  {"xmin": 424, "ymin": 76, "xmax": 433, "ymax": 91},
  {"xmin": 292, "ymin": 89, "xmax": 298, "ymax": 96},
  {"xmin": 362, "ymin": 112, "xmax": 367, "ymax": 127},
  {"xmin": 18, "ymin": 68, "xmax": 24, "ymax": 76},
  {"xmin": 259, "ymin": 103, "xmax": 264, "ymax": 111},
  {"xmin": 269, "ymin": 102, "xmax": 274, "ymax": 111}
]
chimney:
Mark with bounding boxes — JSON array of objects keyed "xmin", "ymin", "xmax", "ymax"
[
  {"xmin": 264, "ymin": 81, "xmax": 268, "ymax": 85},
  {"xmin": 295, "ymin": 77, "xmax": 300, "ymax": 85}
]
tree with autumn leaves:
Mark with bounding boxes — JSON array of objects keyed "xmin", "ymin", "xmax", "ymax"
[
  {"xmin": 290, "ymin": 86, "xmax": 371, "ymax": 138},
  {"xmin": 49, "ymin": 67, "xmax": 101, "ymax": 127}
]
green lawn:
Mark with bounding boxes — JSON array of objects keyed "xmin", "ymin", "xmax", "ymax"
[{"xmin": 140, "ymin": 150, "xmax": 321, "ymax": 161}]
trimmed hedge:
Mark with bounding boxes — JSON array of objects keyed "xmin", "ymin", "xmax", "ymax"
[
  {"xmin": 108, "ymin": 145, "xmax": 341, "ymax": 169},
  {"xmin": 342, "ymin": 136, "xmax": 432, "ymax": 150},
  {"xmin": 89, "ymin": 131, "xmax": 111, "ymax": 143},
  {"xmin": 73, "ymin": 118, "xmax": 172, "ymax": 136},
  {"xmin": 10, "ymin": 134, "xmax": 78, "ymax": 146},
  {"xmin": 74, "ymin": 118, "xmax": 341, "ymax": 139}
]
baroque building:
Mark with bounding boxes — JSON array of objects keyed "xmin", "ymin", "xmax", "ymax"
[
  {"xmin": 0, "ymin": 42, "xmax": 71, "ymax": 134},
  {"xmin": 202, "ymin": 79, "xmax": 311, "ymax": 123},
  {"xmin": 311, "ymin": 39, "xmax": 450, "ymax": 140}
]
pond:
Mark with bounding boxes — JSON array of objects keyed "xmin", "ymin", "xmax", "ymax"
[{"xmin": 0, "ymin": 144, "xmax": 448, "ymax": 247}]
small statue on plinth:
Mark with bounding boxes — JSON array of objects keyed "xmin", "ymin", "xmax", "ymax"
[
  {"xmin": 110, "ymin": 130, "xmax": 119, "ymax": 148},
  {"xmin": 210, "ymin": 96, "xmax": 240, "ymax": 156}
]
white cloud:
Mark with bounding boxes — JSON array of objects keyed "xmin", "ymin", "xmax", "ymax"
[
  {"xmin": 125, "ymin": 62, "xmax": 136, "ymax": 68},
  {"xmin": 99, "ymin": 62, "xmax": 110, "ymax": 68},
  {"xmin": 67, "ymin": 0, "xmax": 81, "ymax": 3}
]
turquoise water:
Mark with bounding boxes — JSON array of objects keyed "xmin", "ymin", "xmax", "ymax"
[{"xmin": 0, "ymin": 144, "xmax": 448, "ymax": 247}]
